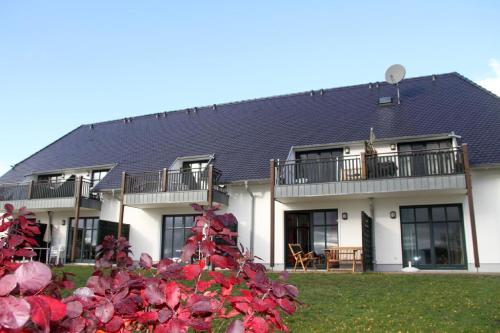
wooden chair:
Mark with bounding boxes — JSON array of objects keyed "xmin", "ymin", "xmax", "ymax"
[
  {"xmin": 288, "ymin": 244, "xmax": 317, "ymax": 272},
  {"xmin": 326, "ymin": 247, "xmax": 362, "ymax": 272}
]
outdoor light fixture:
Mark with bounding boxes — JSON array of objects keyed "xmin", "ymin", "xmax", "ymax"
[
  {"xmin": 342, "ymin": 212, "xmax": 348, "ymax": 220},
  {"xmin": 62, "ymin": 219, "xmax": 66, "ymax": 226},
  {"xmin": 344, "ymin": 147, "xmax": 350, "ymax": 154},
  {"xmin": 390, "ymin": 211, "xmax": 397, "ymax": 219},
  {"xmin": 390, "ymin": 143, "xmax": 396, "ymax": 151}
]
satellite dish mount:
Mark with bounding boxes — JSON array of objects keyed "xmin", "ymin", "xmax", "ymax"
[{"xmin": 385, "ymin": 64, "xmax": 406, "ymax": 104}]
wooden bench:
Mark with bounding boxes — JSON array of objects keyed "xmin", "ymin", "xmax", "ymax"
[{"xmin": 325, "ymin": 246, "xmax": 362, "ymax": 272}]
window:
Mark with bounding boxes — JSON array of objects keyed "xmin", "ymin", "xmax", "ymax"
[
  {"xmin": 295, "ymin": 149, "xmax": 343, "ymax": 183},
  {"xmin": 161, "ymin": 215, "xmax": 198, "ymax": 259},
  {"xmin": 398, "ymin": 140, "xmax": 454, "ymax": 177},
  {"xmin": 91, "ymin": 170, "xmax": 109, "ymax": 188},
  {"xmin": 38, "ymin": 174, "xmax": 63, "ymax": 183},
  {"xmin": 180, "ymin": 161, "xmax": 209, "ymax": 190},
  {"xmin": 67, "ymin": 217, "xmax": 100, "ymax": 262},
  {"xmin": 400, "ymin": 204, "xmax": 466, "ymax": 269}
]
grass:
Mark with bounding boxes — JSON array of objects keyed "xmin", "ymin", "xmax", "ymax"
[{"xmin": 57, "ymin": 266, "xmax": 500, "ymax": 332}]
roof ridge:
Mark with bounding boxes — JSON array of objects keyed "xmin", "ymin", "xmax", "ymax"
[
  {"xmin": 451, "ymin": 72, "xmax": 500, "ymax": 100},
  {"xmin": 83, "ymin": 72, "xmax": 456, "ymax": 127}
]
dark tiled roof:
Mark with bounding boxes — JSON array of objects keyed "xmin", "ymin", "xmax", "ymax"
[{"xmin": 2, "ymin": 72, "xmax": 500, "ymax": 190}]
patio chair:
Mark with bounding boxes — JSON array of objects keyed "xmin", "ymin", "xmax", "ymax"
[{"xmin": 288, "ymin": 243, "xmax": 318, "ymax": 272}]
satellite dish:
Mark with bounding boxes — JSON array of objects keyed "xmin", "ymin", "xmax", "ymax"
[{"xmin": 385, "ymin": 64, "xmax": 406, "ymax": 85}]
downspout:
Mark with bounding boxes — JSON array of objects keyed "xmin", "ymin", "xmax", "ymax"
[{"xmin": 244, "ymin": 181, "xmax": 255, "ymax": 256}]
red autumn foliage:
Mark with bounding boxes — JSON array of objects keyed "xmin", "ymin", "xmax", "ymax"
[{"xmin": 0, "ymin": 203, "xmax": 300, "ymax": 332}]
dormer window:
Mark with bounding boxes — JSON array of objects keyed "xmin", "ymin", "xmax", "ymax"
[
  {"xmin": 91, "ymin": 170, "xmax": 109, "ymax": 188},
  {"xmin": 38, "ymin": 174, "xmax": 63, "ymax": 183}
]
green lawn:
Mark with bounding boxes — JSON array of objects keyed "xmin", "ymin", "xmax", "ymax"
[{"xmin": 58, "ymin": 266, "xmax": 500, "ymax": 332}]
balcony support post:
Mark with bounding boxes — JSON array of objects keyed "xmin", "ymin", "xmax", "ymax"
[
  {"xmin": 462, "ymin": 144, "xmax": 480, "ymax": 269},
  {"xmin": 70, "ymin": 176, "xmax": 83, "ymax": 262},
  {"xmin": 207, "ymin": 165, "xmax": 213, "ymax": 206},
  {"xmin": 161, "ymin": 168, "xmax": 168, "ymax": 192},
  {"xmin": 118, "ymin": 172, "xmax": 127, "ymax": 238},
  {"xmin": 27, "ymin": 180, "xmax": 34, "ymax": 199},
  {"xmin": 360, "ymin": 153, "xmax": 367, "ymax": 180},
  {"xmin": 270, "ymin": 159, "xmax": 276, "ymax": 268}
]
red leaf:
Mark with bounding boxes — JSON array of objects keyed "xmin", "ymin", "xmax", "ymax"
[
  {"xmin": 196, "ymin": 280, "xmax": 215, "ymax": 292},
  {"xmin": 15, "ymin": 261, "xmax": 52, "ymax": 293},
  {"xmin": 27, "ymin": 296, "xmax": 51, "ymax": 332},
  {"xmin": 277, "ymin": 298, "xmax": 296, "ymax": 314},
  {"xmin": 210, "ymin": 255, "xmax": 229, "ymax": 269},
  {"xmin": 247, "ymin": 316, "xmax": 269, "ymax": 333},
  {"xmin": 165, "ymin": 281, "xmax": 181, "ymax": 309},
  {"xmin": 181, "ymin": 241, "xmax": 197, "ymax": 263},
  {"xmin": 95, "ymin": 300, "xmax": 114, "ymax": 324},
  {"xmin": 226, "ymin": 319, "xmax": 244, "ymax": 333},
  {"xmin": 182, "ymin": 264, "xmax": 201, "ymax": 281},
  {"xmin": 0, "ymin": 221, "xmax": 11, "ymax": 232},
  {"xmin": 200, "ymin": 239, "xmax": 216, "ymax": 257},
  {"xmin": 0, "ymin": 295, "xmax": 31, "ymax": 329},
  {"xmin": 145, "ymin": 283, "xmax": 166, "ymax": 305},
  {"xmin": 0, "ymin": 274, "xmax": 17, "ymax": 296},
  {"xmin": 15, "ymin": 248, "xmax": 37, "ymax": 258},
  {"xmin": 139, "ymin": 253, "xmax": 153, "ymax": 269},
  {"xmin": 37, "ymin": 296, "xmax": 66, "ymax": 321},
  {"xmin": 65, "ymin": 301, "xmax": 83, "ymax": 319},
  {"xmin": 137, "ymin": 311, "xmax": 159, "ymax": 324},
  {"xmin": 4, "ymin": 203, "xmax": 14, "ymax": 213},
  {"xmin": 105, "ymin": 316, "xmax": 123, "ymax": 332},
  {"xmin": 158, "ymin": 308, "xmax": 173, "ymax": 323}
]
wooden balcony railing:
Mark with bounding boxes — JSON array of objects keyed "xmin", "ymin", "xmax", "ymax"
[
  {"xmin": 276, "ymin": 148, "xmax": 464, "ymax": 186},
  {"xmin": 0, "ymin": 179, "xmax": 100, "ymax": 201},
  {"xmin": 124, "ymin": 166, "xmax": 226, "ymax": 194}
]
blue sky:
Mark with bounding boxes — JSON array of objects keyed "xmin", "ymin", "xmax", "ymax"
[{"xmin": 1, "ymin": 1, "xmax": 499, "ymax": 175}]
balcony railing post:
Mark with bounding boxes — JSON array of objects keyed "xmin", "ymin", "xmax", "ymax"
[
  {"xmin": 27, "ymin": 180, "xmax": 34, "ymax": 199},
  {"xmin": 270, "ymin": 159, "xmax": 276, "ymax": 268},
  {"xmin": 161, "ymin": 168, "xmax": 168, "ymax": 192},
  {"xmin": 118, "ymin": 172, "xmax": 127, "ymax": 238},
  {"xmin": 207, "ymin": 165, "xmax": 213, "ymax": 206},
  {"xmin": 360, "ymin": 153, "xmax": 367, "ymax": 180},
  {"xmin": 70, "ymin": 176, "xmax": 84, "ymax": 262}
]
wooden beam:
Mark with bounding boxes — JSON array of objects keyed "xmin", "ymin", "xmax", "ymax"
[
  {"xmin": 360, "ymin": 152, "xmax": 367, "ymax": 180},
  {"xmin": 462, "ymin": 143, "xmax": 480, "ymax": 268},
  {"xmin": 270, "ymin": 159, "xmax": 276, "ymax": 268},
  {"xmin": 27, "ymin": 180, "xmax": 34, "ymax": 199},
  {"xmin": 161, "ymin": 168, "xmax": 168, "ymax": 192},
  {"xmin": 117, "ymin": 172, "xmax": 127, "ymax": 238},
  {"xmin": 70, "ymin": 176, "xmax": 84, "ymax": 262},
  {"xmin": 207, "ymin": 165, "xmax": 214, "ymax": 207}
]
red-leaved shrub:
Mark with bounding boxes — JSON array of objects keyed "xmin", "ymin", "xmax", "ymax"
[{"xmin": 0, "ymin": 203, "xmax": 300, "ymax": 332}]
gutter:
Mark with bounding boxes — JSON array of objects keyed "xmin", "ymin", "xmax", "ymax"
[{"xmin": 244, "ymin": 181, "xmax": 255, "ymax": 255}]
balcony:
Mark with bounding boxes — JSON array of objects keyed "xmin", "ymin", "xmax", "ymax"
[
  {"xmin": 123, "ymin": 166, "xmax": 229, "ymax": 208},
  {"xmin": 274, "ymin": 148, "xmax": 467, "ymax": 201},
  {"xmin": 0, "ymin": 179, "xmax": 101, "ymax": 211}
]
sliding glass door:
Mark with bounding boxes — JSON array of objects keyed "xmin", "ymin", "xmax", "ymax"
[
  {"xmin": 400, "ymin": 204, "xmax": 466, "ymax": 269},
  {"xmin": 161, "ymin": 215, "xmax": 197, "ymax": 259},
  {"xmin": 67, "ymin": 217, "xmax": 100, "ymax": 262},
  {"xmin": 285, "ymin": 210, "xmax": 338, "ymax": 268}
]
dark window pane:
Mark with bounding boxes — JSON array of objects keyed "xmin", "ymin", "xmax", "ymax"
[
  {"xmin": 416, "ymin": 223, "xmax": 431, "ymax": 264},
  {"xmin": 400, "ymin": 208, "xmax": 415, "ymax": 223},
  {"xmin": 431, "ymin": 207, "xmax": 446, "ymax": 221},
  {"xmin": 165, "ymin": 217, "xmax": 174, "ymax": 227},
  {"xmin": 313, "ymin": 212, "xmax": 325, "ymax": 226},
  {"xmin": 174, "ymin": 216, "xmax": 184, "ymax": 228},
  {"xmin": 173, "ymin": 229, "xmax": 184, "ymax": 258},
  {"xmin": 313, "ymin": 228, "xmax": 325, "ymax": 254},
  {"xmin": 325, "ymin": 211, "xmax": 338, "ymax": 226},
  {"xmin": 402, "ymin": 224, "xmax": 417, "ymax": 266},
  {"xmin": 415, "ymin": 208, "xmax": 429, "ymax": 222},
  {"xmin": 433, "ymin": 223, "xmax": 449, "ymax": 265},
  {"xmin": 448, "ymin": 223, "xmax": 465, "ymax": 265},
  {"xmin": 446, "ymin": 206, "xmax": 460, "ymax": 221},
  {"xmin": 185, "ymin": 216, "xmax": 195, "ymax": 227},
  {"xmin": 326, "ymin": 224, "xmax": 338, "ymax": 247}
]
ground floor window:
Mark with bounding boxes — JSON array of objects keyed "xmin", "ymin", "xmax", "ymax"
[
  {"xmin": 400, "ymin": 204, "xmax": 466, "ymax": 269},
  {"xmin": 285, "ymin": 210, "xmax": 338, "ymax": 268},
  {"xmin": 67, "ymin": 217, "xmax": 99, "ymax": 262},
  {"xmin": 161, "ymin": 215, "xmax": 197, "ymax": 259}
]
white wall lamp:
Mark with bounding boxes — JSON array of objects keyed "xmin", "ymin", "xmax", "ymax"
[
  {"xmin": 341, "ymin": 212, "xmax": 348, "ymax": 220},
  {"xmin": 344, "ymin": 147, "xmax": 350, "ymax": 154},
  {"xmin": 390, "ymin": 143, "xmax": 397, "ymax": 151},
  {"xmin": 390, "ymin": 211, "xmax": 397, "ymax": 219}
]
